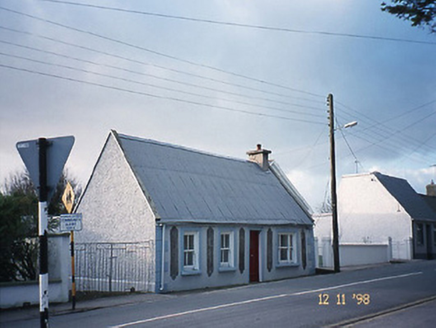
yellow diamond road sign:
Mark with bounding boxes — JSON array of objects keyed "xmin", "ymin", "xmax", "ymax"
[{"xmin": 62, "ymin": 182, "xmax": 75, "ymax": 214}]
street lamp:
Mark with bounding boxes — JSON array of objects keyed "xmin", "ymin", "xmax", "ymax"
[
  {"xmin": 327, "ymin": 94, "xmax": 357, "ymax": 273},
  {"xmin": 343, "ymin": 121, "xmax": 358, "ymax": 129}
]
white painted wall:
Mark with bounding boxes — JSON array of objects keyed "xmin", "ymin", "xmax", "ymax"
[
  {"xmin": 313, "ymin": 173, "xmax": 413, "ymax": 262},
  {"xmin": 76, "ymin": 134, "xmax": 156, "ymax": 243},
  {"xmin": 313, "ymin": 213, "xmax": 332, "ymax": 240},
  {"xmin": 0, "ymin": 281, "xmax": 69, "ymax": 309},
  {"xmin": 1, "ymin": 234, "xmax": 70, "ymax": 309},
  {"xmin": 340, "ymin": 244, "xmax": 389, "ymax": 266},
  {"xmin": 315, "ymin": 238, "xmax": 390, "ymax": 268},
  {"xmin": 338, "ymin": 173, "xmax": 412, "ymax": 259},
  {"xmin": 75, "ymin": 134, "xmax": 156, "ymax": 291}
]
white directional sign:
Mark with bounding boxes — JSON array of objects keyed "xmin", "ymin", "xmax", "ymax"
[
  {"xmin": 60, "ymin": 213, "xmax": 83, "ymax": 232},
  {"xmin": 16, "ymin": 136, "xmax": 75, "ymax": 202}
]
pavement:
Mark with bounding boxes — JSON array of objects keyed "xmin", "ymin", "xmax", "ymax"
[
  {"xmin": 1, "ymin": 292, "xmax": 162, "ymax": 325},
  {"xmin": 343, "ymin": 298, "xmax": 436, "ymax": 328}
]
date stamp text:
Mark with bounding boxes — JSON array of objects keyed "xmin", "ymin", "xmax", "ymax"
[{"xmin": 318, "ymin": 293, "xmax": 370, "ymax": 306}]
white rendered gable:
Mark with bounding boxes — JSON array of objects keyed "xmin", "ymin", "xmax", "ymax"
[
  {"xmin": 337, "ymin": 173, "xmax": 412, "ymax": 244},
  {"xmin": 76, "ymin": 134, "xmax": 156, "ymax": 243}
]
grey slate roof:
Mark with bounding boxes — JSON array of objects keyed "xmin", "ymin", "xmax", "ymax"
[
  {"xmin": 114, "ymin": 132, "xmax": 313, "ymax": 226},
  {"xmin": 373, "ymin": 172, "xmax": 436, "ymax": 222},
  {"xmin": 420, "ymin": 194, "xmax": 436, "ymax": 214}
]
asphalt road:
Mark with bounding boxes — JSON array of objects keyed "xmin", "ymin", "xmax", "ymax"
[{"xmin": 4, "ymin": 260, "xmax": 436, "ymax": 328}]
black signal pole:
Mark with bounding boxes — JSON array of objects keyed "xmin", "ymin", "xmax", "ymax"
[
  {"xmin": 17, "ymin": 135, "xmax": 75, "ymax": 328},
  {"xmin": 38, "ymin": 138, "xmax": 50, "ymax": 328},
  {"xmin": 328, "ymin": 94, "xmax": 340, "ymax": 273}
]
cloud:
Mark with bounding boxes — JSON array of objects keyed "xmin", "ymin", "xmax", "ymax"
[{"xmin": 1, "ymin": 0, "xmax": 434, "ymax": 210}]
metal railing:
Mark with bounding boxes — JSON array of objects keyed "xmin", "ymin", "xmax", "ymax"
[{"xmin": 74, "ymin": 241, "xmax": 154, "ymax": 293}]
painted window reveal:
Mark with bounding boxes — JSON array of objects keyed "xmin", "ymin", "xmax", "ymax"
[
  {"xmin": 433, "ymin": 226, "xmax": 436, "ymax": 247},
  {"xmin": 267, "ymin": 228, "xmax": 273, "ymax": 272},
  {"xmin": 170, "ymin": 226, "xmax": 178, "ymax": 280},
  {"xmin": 220, "ymin": 232, "xmax": 234, "ymax": 267},
  {"xmin": 183, "ymin": 232, "xmax": 199, "ymax": 270},
  {"xmin": 301, "ymin": 229, "xmax": 307, "ymax": 270},
  {"xmin": 278, "ymin": 233, "xmax": 296, "ymax": 264},
  {"xmin": 416, "ymin": 223, "xmax": 424, "ymax": 245},
  {"xmin": 207, "ymin": 227, "xmax": 214, "ymax": 276},
  {"xmin": 239, "ymin": 228, "xmax": 245, "ymax": 273}
]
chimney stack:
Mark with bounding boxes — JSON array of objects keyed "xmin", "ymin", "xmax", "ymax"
[
  {"xmin": 426, "ymin": 180, "xmax": 436, "ymax": 197},
  {"xmin": 247, "ymin": 144, "xmax": 271, "ymax": 171}
]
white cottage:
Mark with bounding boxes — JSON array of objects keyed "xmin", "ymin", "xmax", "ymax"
[
  {"xmin": 315, "ymin": 172, "xmax": 436, "ymax": 266},
  {"xmin": 76, "ymin": 130, "xmax": 315, "ymax": 293}
]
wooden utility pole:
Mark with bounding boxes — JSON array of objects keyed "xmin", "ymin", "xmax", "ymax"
[{"xmin": 328, "ymin": 94, "xmax": 340, "ymax": 273}]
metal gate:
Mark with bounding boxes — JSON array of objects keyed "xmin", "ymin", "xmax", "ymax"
[{"xmin": 75, "ymin": 241, "xmax": 154, "ymax": 292}]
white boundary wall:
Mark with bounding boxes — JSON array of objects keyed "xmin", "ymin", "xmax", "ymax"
[
  {"xmin": 315, "ymin": 237, "xmax": 396, "ymax": 268},
  {"xmin": 0, "ymin": 234, "xmax": 71, "ymax": 309}
]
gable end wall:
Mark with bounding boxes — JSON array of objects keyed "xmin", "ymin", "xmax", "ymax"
[
  {"xmin": 76, "ymin": 134, "xmax": 156, "ymax": 243},
  {"xmin": 337, "ymin": 174, "xmax": 412, "ymax": 245}
]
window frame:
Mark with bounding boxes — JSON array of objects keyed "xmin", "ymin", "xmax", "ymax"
[
  {"xmin": 181, "ymin": 229, "xmax": 201, "ymax": 275},
  {"xmin": 219, "ymin": 230, "xmax": 236, "ymax": 272},
  {"xmin": 183, "ymin": 233, "xmax": 196, "ymax": 268},
  {"xmin": 277, "ymin": 232, "xmax": 298, "ymax": 266}
]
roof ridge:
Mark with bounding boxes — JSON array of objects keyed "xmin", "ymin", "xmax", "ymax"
[
  {"xmin": 373, "ymin": 171, "xmax": 436, "ymax": 221},
  {"xmin": 372, "ymin": 171, "xmax": 407, "ymax": 182},
  {"xmin": 116, "ymin": 132, "xmax": 248, "ymax": 164}
]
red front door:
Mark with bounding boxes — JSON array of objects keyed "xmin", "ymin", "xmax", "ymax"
[{"xmin": 249, "ymin": 230, "xmax": 259, "ymax": 282}]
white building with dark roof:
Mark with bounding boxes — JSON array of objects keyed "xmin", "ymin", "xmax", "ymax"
[
  {"xmin": 76, "ymin": 130, "xmax": 315, "ymax": 293},
  {"xmin": 314, "ymin": 172, "xmax": 436, "ymax": 267}
]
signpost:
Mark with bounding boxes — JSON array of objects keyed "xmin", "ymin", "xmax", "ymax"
[
  {"xmin": 61, "ymin": 182, "xmax": 80, "ymax": 311},
  {"xmin": 16, "ymin": 136, "xmax": 74, "ymax": 328}
]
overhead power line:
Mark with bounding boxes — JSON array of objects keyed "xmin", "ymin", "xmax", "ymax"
[
  {"xmin": 335, "ymin": 99, "xmax": 436, "ymax": 148},
  {"xmin": 334, "ymin": 111, "xmax": 433, "ymax": 155},
  {"xmin": 335, "ymin": 112, "xmax": 434, "ymax": 165},
  {"xmin": 326, "ymin": 97, "xmax": 435, "ymax": 167},
  {"xmin": 0, "ymin": 51, "xmax": 325, "ymax": 118},
  {"xmin": 336, "ymin": 113, "xmax": 435, "ymax": 161},
  {"xmin": 292, "ymin": 127, "xmax": 327, "ymax": 169},
  {"xmin": 41, "ymin": 0, "xmax": 436, "ymax": 46},
  {"xmin": 0, "ymin": 6, "xmax": 326, "ymax": 98},
  {"xmin": 337, "ymin": 99, "xmax": 436, "ymax": 129},
  {"xmin": 0, "ymin": 35, "xmax": 325, "ymax": 110},
  {"xmin": 394, "ymin": 131, "xmax": 436, "ymax": 167},
  {"xmin": 341, "ymin": 109, "xmax": 436, "ymax": 166},
  {"xmin": 0, "ymin": 63, "xmax": 327, "ymax": 125},
  {"xmin": 350, "ymin": 133, "xmax": 431, "ymax": 167},
  {"xmin": 2, "ymin": 5, "xmax": 433, "ymax": 165},
  {"xmin": 336, "ymin": 99, "xmax": 436, "ymax": 154}
]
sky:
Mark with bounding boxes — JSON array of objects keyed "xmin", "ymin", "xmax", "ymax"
[{"xmin": 0, "ymin": 0, "xmax": 435, "ymax": 211}]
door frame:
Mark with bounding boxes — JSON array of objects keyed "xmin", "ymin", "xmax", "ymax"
[{"xmin": 249, "ymin": 230, "xmax": 260, "ymax": 282}]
